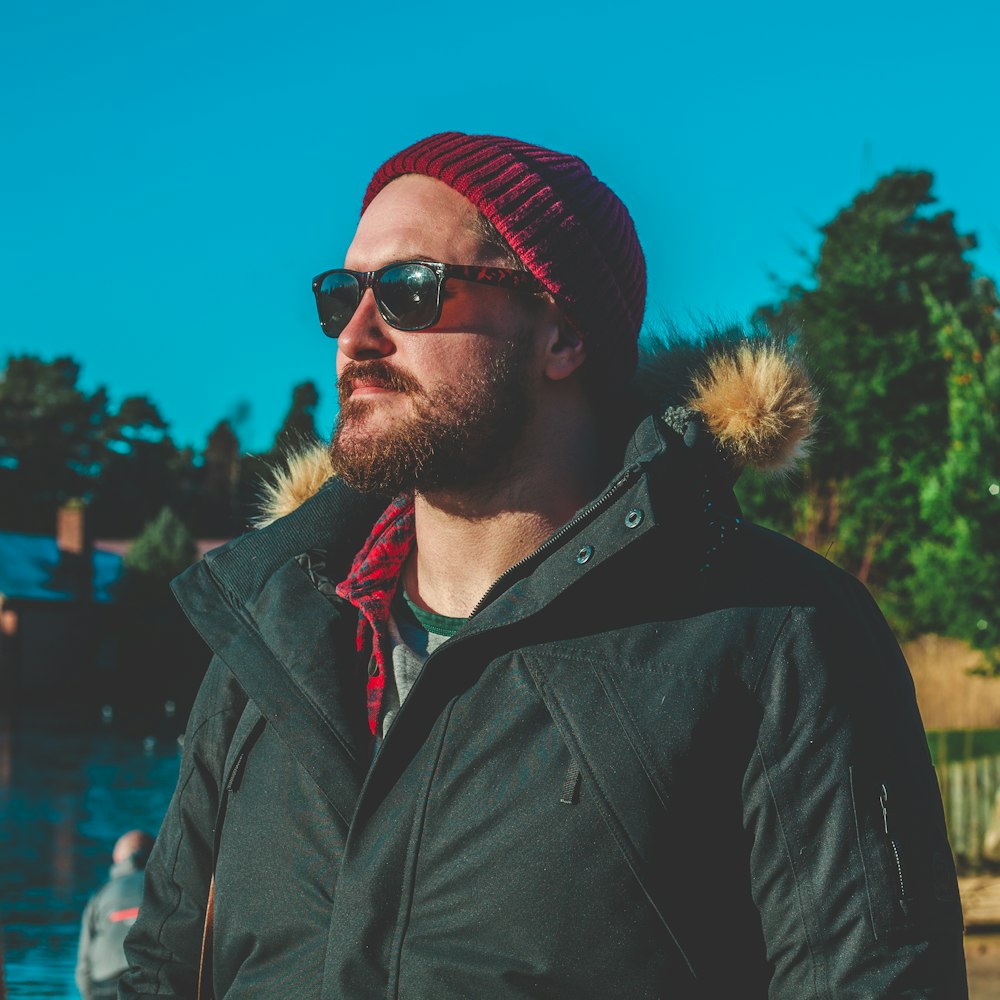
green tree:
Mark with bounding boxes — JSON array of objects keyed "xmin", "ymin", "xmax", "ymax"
[
  {"xmin": 747, "ymin": 171, "xmax": 991, "ymax": 633},
  {"xmin": 0, "ymin": 355, "xmax": 198, "ymax": 537},
  {"xmin": 90, "ymin": 395, "xmax": 192, "ymax": 536},
  {"xmin": 907, "ymin": 284, "xmax": 1000, "ymax": 661},
  {"xmin": 271, "ymin": 381, "xmax": 320, "ymax": 457},
  {"xmin": 0, "ymin": 356, "xmax": 109, "ymax": 530},
  {"xmin": 125, "ymin": 506, "xmax": 197, "ymax": 583},
  {"xmin": 233, "ymin": 383, "xmax": 323, "ymax": 529},
  {"xmin": 197, "ymin": 419, "xmax": 244, "ymax": 536}
]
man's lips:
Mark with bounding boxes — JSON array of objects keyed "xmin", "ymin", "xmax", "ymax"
[
  {"xmin": 349, "ymin": 381, "xmax": 401, "ymax": 396},
  {"xmin": 338, "ymin": 360, "xmax": 420, "ymax": 405}
]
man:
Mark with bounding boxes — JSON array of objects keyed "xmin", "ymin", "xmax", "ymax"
[
  {"xmin": 122, "ymin": 133, "xmax": 966, "ymax": 997},
  {"xmin": 76, "ymin": 829, "xmax": 153, "ymax": 999}
]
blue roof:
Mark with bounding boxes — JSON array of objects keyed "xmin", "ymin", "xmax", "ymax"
[{"xmin": 0, "ymin": 532, "xmax": 124, "ymax": 603}]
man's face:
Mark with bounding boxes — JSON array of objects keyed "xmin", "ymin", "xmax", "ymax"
[{"xmin": 328, "ymin": 175, "xmax": 545, "ymax": 496}]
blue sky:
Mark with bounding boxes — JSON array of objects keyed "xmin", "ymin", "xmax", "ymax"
[{"xmin": 2, "ymin": 0, "xmax": 998, "ymax": 453}]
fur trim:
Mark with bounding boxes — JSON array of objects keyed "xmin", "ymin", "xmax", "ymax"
[
  {"xmin": 254, "ymin": 445, "xmax": 333, "ymax": 528},
  {"xmin": 254, "ymin": 329, "xmax": 816, "ymax": 523},
  {"xmin": 686, "ymin": 340, "xmax": 817, "ymax": 472}
]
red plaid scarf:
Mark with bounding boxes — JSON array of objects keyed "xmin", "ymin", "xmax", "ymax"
[{"xmin": 335, "ymin": 493, "xmax": 416, "ymax": 735}]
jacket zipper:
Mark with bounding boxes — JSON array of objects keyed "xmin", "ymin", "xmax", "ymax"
[
  {"xmin": 370, "ymin": 465, "xmax": 644, "ymax": 761},
  {"xmin": 467, "ymin": 464, "xmax": 642, "ymax": 619},
  {"xmin": 879, "ymin": 783, "xmax": 909, "ymax": 910},
  {"xmin": 228, "ymin": 750, "xmax": 249, "ymax": 794}
]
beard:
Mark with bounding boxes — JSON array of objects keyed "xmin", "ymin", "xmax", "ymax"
[{"xmin": 328, "ymin": 336, "xmax": 534, "ymax": 497}]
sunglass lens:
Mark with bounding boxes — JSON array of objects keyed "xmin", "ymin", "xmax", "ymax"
[
  {"xmin": 315, "ymin": 272, "xmax": 361, "ymax": 338},
  {"xmin": 377, "ymin": 263, "xmax": 439, "ymax": 330}
]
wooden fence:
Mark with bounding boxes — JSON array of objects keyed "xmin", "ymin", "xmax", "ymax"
[{"xmin": 929, "ymin": 730, "xmax": 1000, "ymax": 870}]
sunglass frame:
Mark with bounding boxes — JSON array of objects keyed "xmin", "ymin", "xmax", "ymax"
[{"xmin": 311, "ymin": 260, "xmax": 540, "ymax": 337}]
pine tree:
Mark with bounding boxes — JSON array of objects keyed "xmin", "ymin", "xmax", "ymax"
[
  {"xmin": 272, "ymin": 381, "xmax": 320, "ymax": 457},
  {"xmin": 0, "ymin": 356, "xmax": 109, "ymax": 530},
  {"xmin": 91, "ymin": 395, "xmax": 187, "ymax": 536},
  {"xmin": 198, "ymin": 419, "xmax": 243, "ymax": 536}
]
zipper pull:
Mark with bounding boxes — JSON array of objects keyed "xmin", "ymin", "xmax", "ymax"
[
  {"xmin": 880, "ymin": 783, "xmax": 889, "ymax": 835},
  {"xmin": 560, "ymin": 759, "xmax": 582, "ymax": 805}
]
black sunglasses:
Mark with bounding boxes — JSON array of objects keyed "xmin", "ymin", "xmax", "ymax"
[{"xmin": 311, "ymin": 260, "xmax": 539, "ymax": 338}]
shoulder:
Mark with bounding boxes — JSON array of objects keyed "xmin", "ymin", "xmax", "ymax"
[
  {"xmin": 708, "ymin": 521, "xmax": 890, "ymax": 648},
  {"xmin": 713, "ymin": 524, "xmax": 926, "ymax": 734},
  {"xmin": 727, "ymin": 521, "xmax": 869, "ymax": 608},
  {"xmin": 171, "ymin": 477, "xmax": 384, "ymax": 631},
  {"xmin": 679, "ymin": 520, "xmax": 909, "ymax": 696}
]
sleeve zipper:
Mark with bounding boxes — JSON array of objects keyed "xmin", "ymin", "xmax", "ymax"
[{"xmin": 879, "ymin": 783, "xmax": 911, "ymax": 916}]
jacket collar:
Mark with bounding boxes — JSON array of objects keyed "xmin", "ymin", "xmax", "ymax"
[
  {"xmin": 173, "ymin": 413, "xmax": 737, "ymax": 657},
  {"xmin": 169, "ymin": 415, "xmax": 740, "ymax": 817}
]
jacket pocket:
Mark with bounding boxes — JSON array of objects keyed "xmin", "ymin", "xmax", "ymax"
[{"xmin": 849, "ymin": 765, "xmax": 919, "ymax": 943}]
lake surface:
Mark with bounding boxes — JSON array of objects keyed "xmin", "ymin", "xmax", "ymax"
[{"xmin": 0, "ymin": 709, "xmax": 181, "ymax": 998}]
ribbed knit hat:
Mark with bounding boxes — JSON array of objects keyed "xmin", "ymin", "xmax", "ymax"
[{"xmin": 362, "ymin": 132, "xmax": 646, "ymax": 390}]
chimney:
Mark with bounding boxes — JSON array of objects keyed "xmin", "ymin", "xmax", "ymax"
[
  {"xmin": 54, "ymin": 499, "xmax": 94, "ymax": 602},
  {"xmin": 57, "ymin": 499, "xmax": 87, "ymax": 555}
]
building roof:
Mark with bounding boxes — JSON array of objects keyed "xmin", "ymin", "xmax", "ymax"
[
  {"xmin": 94, "ymin": 538, "xmax": 230, "ymax": 560},
  {"xmin": 0, "ymin": 531, "xmax": 124, "ymax": 603}
]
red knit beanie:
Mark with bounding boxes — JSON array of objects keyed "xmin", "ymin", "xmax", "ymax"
[{"xmin": 362, "ymin": 132, "xmax": 646, "ymax": 391}]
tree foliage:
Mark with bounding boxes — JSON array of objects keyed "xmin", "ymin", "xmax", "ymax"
[
  {"xmin": 0, "ymin": 358, "xmax": 328, "ymax": 711},
  {"xmin": 271, "ymin": 380, "xmax": 320, "ymax": 457},
  {"xmin": 0, "ymin": 356, "xmax": 109, "ymax": 530},
  {"xmin": 124, "ymin": 506, "xmax": 198, "ymax": 581},
  {"xmin": 197, "ymin": 419, "xmax": 243, "ymax": 536},
  {"xmin": 91, "ymin": 395, "xmax": 191, "ymax": 536},
  {"xmin": 0, "ymin": 354, "xmax": 199, "ymax": 534},
  {"xmin": 0, "ymin": 357, "xmax": 326, "ymax": 538},
  {"xmin": 906, "ymin": 287, "xmax": 1000, "ymax": 663},
  {"xmin": 741, "ymin": 170, "xmax": 1000, "ymax": 659}
]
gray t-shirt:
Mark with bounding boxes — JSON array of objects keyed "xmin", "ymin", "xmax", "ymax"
[{"xmin": 378, "ymin": 591, "xmax": 464, "ymax": 740}]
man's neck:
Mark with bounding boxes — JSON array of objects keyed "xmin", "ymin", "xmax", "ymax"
[{"xmin": 403, "ymin": 429, "xmax": 606, "ymax": 619}]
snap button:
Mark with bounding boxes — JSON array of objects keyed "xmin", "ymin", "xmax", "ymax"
[
  {"xmin": 576, "ymin": 545, "xmax": 594, "ymax": 565},
  {"xmin": 624, "ymin": 508, "xmax": 644, "ymax": 529}
]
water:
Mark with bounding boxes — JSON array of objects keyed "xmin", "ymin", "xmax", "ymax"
[{"xmin": 0, "ymin": 710, "xmax": 182, "ymax": 998}]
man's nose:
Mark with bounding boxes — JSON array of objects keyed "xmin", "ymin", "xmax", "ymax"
[{"xmin": 336, "ymin": 289, "xmax": 394, "ymax": 360}]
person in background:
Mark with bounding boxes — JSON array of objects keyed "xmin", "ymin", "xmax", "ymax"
[{"xmin": 76, "ymin": 829, "xmax": 153, "ymax": 1000}]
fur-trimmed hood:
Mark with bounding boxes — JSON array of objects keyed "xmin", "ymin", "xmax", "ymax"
[{"xmin": 256, "ymin": 330, "xmax": 816, "ymax": 528}]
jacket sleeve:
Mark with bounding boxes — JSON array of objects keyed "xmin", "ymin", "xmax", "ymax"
[
  {"xmin": 742, "ymin": 583, "xmax": 967, "ymax": 998},
  {"xmin": 119, "ymin": 656, "xmax": 248, "ymax": 999}
]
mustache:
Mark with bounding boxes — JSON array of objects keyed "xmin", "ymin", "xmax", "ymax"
[{"xmin": 337, "ymin": 360, "xmax": 422, "ymax": 405}]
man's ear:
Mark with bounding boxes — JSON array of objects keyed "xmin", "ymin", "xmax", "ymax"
[{"xmin": 540, "ymin": 311, "xmax": 587, "ymax": 382}]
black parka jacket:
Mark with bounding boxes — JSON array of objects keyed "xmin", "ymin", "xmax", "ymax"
[{"xmin": 121, "ymin": 408, "xmax": 967, "ymax": 999}]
